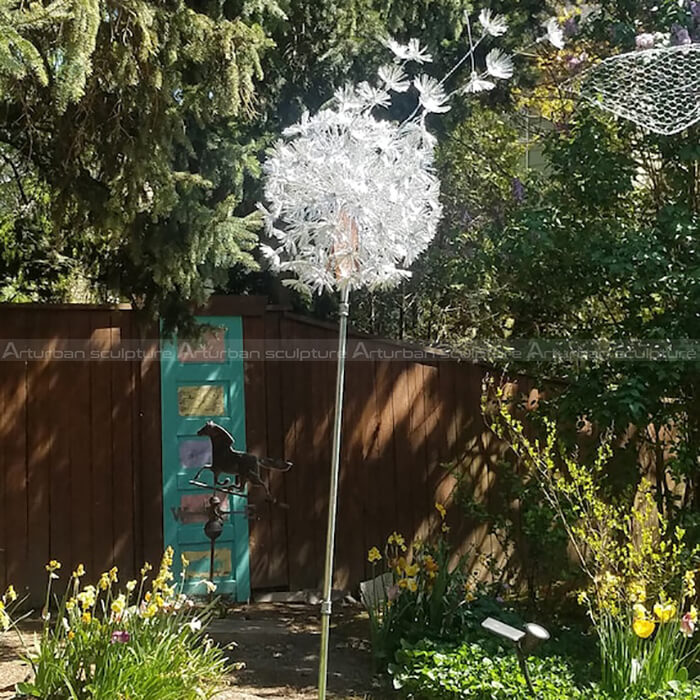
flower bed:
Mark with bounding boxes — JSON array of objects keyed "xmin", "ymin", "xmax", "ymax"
[{"xmin": 2, "ymin": 549, "xmax": 227, "ymax": 699}]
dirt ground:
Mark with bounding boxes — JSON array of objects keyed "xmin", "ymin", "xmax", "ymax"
[{"xmin": 0, "ymin": 603, "xmax": 391, "ymax": 700}]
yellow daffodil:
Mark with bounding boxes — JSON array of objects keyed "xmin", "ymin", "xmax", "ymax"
[
  {"xmin": 77, "ymin": 586, "xmax": 96, "ymax": 609},
  {"xmin": 387, "ymin": 532, "xmax": 407, "ymax": 552},
  {"xmin": 423, "ymin": 555, "xmax": 439, "ymax": 579},
  {"xmin": 406, "ymin": 578, "xmax": 418, "ymax": 593},
  {"xmin": 46, "ymin": 560, "xmax": 61, "ymax": 573},
  {"xmin": 688, "ymin": 605, "xmax": 698, "ymax": 623},
  {"xmin": 633, "ymin": 618, "xmax": 655, "ymax": 639},
  {"xmin": 404, "ymin": 562, "xmax": 419, "ymax": 577},
  {"xmin": 435, "ymin": 503, "xmax": 447, "ymax": 520},
  {"xmin": 181, "ymin": 554, "xmax": 190, "ymax": 568},
  {"xmin": 140, "ymin": 562, "xmax": 153, "ymax": 577},
  {"xmin": 109, "ymin": 567, "xmax": 118, "ymax": 583},
  {"xmin": 72, "ymin": 564, "xmax": 85, "ymax": 579},
  {"xmin": 367, "ymin": 547, "xmax": 382, "ymax": 564},
  {"xmin": 111, "ymin": 594, "xmax": 126, "ymax": 616},
  {"xmin": 4, "ymin": 585, "xmax": 17, "ymax": 603},
  {"xmin": 81, "ymin": 611, "xmax": 92, "ymax": 625},
  {"xmin": 684, "ymin": 570, "xmax": 696, "ymax": 600},
  {"xmin": 441, "ymin": 523, "xmax": 450, "ymax": 534},
  {"xmin": 98, "ymin": 573, "xmax": 110, "ymax": 591},
  {"xmin": 65, "ymin": 598, "xmax": 76, "ymax": 611},
  {"xmin": 653, "ymin": 601, "xmax": 677, "ymax": 624},
  {"xmin": 633, "ymin": 603, "xmax": 648, "ymax": 621},
  {"xmin": 68, "ymin": 630, "xmax": 75, "ymax": 640},
  {"xmin": 126, "ymin": 580, "xmax": 137, "ymax": 593}
]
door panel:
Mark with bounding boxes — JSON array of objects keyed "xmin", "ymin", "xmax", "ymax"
[{"xmin": 160, "ymin": 316, "xmax": 250, "ymax": 600}]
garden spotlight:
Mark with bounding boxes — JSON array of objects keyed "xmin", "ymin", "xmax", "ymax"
[{"xmin": 481, "ymin": 617, "xmax": 550, "ymax": 697}]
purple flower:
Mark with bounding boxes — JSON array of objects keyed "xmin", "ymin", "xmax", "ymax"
[
  {"xmin": 512, "ymin": 177, "xmax": 525, "ymax": 203},
  {"xmin": 635, "ymin": 33, "xmax": 655, "ymax": 50},
  {"xmin": 563, "ymin": 17, "xmax": 579, "ymax": 38},
  {"xmin": 671, "ymin": 23, "xmax": 692, "ymax": 45},
  {"xmin": 111, "ymin": 630, "xmax": 130, "ymax": 644},
  {"xmin": 567, "ymin": 52, "xmax": 588, "ymax": 72}
]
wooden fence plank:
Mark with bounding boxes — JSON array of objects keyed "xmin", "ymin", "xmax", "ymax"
[
  {"xmin": 111, "ymin": 312, "xmax": 135, "ymax": 579},
  {"xmin": 243, "ymin": 315, "xmax": 270, "ymax": 589},
  {"xmin": 391, "ymin": 361, "xmax": 415, "ymax": 545},
  {"xmin": 25, "ymin": 309, "xmax": 52, "ymax": 594},
  {"xmin": 90, "ymin": 313, "xmax": 115, "ymax": 574},
  {"xmin": 280, "ymin": 318, "xmax": 305, "ymax": 588},
  {"xmin": 68, "ymin": 310, "xmax": 93, "ymax": 575},
  {"xmin": 263, "ymin": 312, "xmax": 288, "ymax": 589},
  {"xmin": 1, "ymin": 311, "xmax": 29, "ymax": 595},
  {"xmin": 138, "ymin": 326, "xmax": 163, "ymax": 568},
  {"xmin": 368, "ymin": 357, "xmax": 398, "ymax": 562},
  {"xmin": 50, "ymin": 312, "xmax": 74, "ymax": 572}
]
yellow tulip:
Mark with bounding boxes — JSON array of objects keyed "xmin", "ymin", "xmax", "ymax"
[{"xmin": 633, "ymin": 618, "xmax": 655, "ymax": 639}]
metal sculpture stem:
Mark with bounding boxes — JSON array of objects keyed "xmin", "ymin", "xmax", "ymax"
[{"xmin": 318, "ymin": 285, "xmax": 350, "ymax": 700}]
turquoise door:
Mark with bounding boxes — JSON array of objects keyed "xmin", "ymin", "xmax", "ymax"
[{"xmin": 160, "ymin": 316, "xmax": 250, "ymax": 600}]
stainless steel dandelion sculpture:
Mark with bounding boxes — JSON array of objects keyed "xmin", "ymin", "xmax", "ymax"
[{"xmin": 258, "ymin": 9, "xmax": 514, "ymax": 698}]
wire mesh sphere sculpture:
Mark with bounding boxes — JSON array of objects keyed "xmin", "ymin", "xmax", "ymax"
[{"xmin": 571, "ymin": 44, "xmax": 700, "ymax": 136}]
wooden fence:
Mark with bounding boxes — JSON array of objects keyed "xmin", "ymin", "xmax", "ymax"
[
  {"xmin": 0, "ymin": 300, "xmax": 511, "ymax": 599},
  {"xmin": 242, "ymin": 310, "xmax": 508, "ymax": 592},
  {"xmin": 0, "ymin": 304, "xmax": 162, "ymax": 599}
]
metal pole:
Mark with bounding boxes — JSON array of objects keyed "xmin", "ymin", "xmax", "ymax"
[
  {"xmin": 516, "ymin": 643, "xmax": 536, "ymax": 697},
  {"xmin": 318, "ymin": 285, "xmax": 351, "ymax": 700}
]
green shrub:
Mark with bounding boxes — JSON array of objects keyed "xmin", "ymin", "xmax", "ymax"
[
  {"xmin": 6, "ymin": 550, "xmax": 227, "ymax": 699},
  {"xmin": 389, "ymin": 638, "xmax": 700, "ymax": 699},
  {"xmin": 389, "ymin": 639, "xmax": 603, "ymax": 700}
]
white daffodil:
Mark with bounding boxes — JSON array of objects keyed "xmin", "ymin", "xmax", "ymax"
[
  {"xmin": 544, "ymin": 18, "xmax": 565, "ymax": 48},
  {"xmin": 478, "ymin": 8, "xmax": 508, "ymax": 37},
  {"xmin": 378, "ymin": 63, "xmax": 410, "ymax": 92},
  {"xmin": 414, "ymin": 75, "xmax": 451, "ymax": 113},
  {"xmin": 462, "ymin": 71, "xmax": 495, "ymax": 93},
  {"xmin": 186, "ymin": 618, "xmax": 202, "ymax": 632},
  {"xmin": 485, "ymin": 48, "xmax": 514, "ymax": 79},
  {"xmin": 200, "ymin": 580, "xmax": 217, "ymax": 594}
]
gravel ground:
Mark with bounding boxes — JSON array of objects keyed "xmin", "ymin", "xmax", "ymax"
[{"xmin": 0, "ymin": 603, "xmax": 390, "ymax": 700}]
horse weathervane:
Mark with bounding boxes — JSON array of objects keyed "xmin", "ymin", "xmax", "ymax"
[{"xmin": 191, "ymin": 421, "xmax": 292, "ymax": 507}]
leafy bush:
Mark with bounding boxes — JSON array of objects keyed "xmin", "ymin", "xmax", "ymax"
[
  {"xmin": 389, "ymin": 638, "xmax": 700, "ymax": 699},
  {"xmin": 389, "ymin": 639, "xmax": 603, "ymax": 700},
  {"xmin": 6, "ymin": 550, "xmax": 227, "ymax": 699},
  {"xmin": 488, "ymin": 391, "xmax": 700, "ymax": 696}
]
